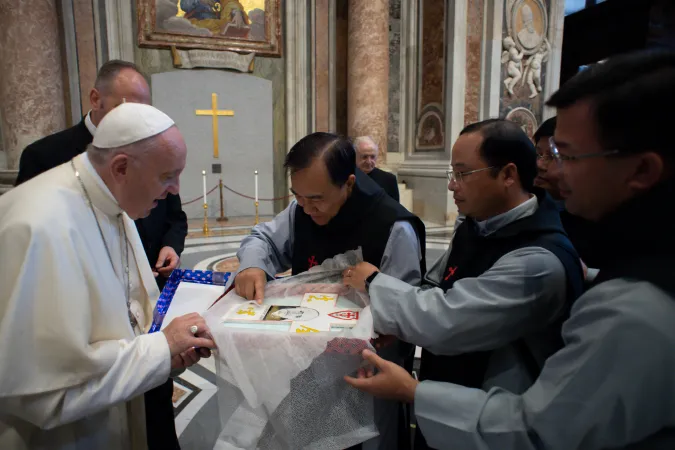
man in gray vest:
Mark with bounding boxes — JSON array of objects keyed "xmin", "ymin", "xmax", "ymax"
[{"xmin": 345, "ymin": 50, "xmax": 675, "ymax": 450}]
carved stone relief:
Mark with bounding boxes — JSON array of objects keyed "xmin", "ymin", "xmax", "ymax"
[
  {"xmin": 503, "ymin": 0, "xmax": 550, "ymax": 99},
  {"xmin": 505, "ymin": 107, "xmax": 538, "ymax": 138}
]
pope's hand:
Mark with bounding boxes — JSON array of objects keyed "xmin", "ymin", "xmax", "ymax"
[
  {"xmin": 235, "ymin": 268, "xmax": 267, "ymax": 303},
  {"xmin": 154, "ymin": 246, "xmax": 180, "ymax": 278},
  {"xmin": 162, "ymin": 313, "xmax": 216, "ymax": 370},
  {"xmin": 171, "ymin": 347, "xmax": 212, "ymax": 370},
  {"xmin": 344, "ymin": 349, "xmax": 419, "ymax": 403},
  {"xmin": 342, "ymin": 262, "xmax": 379, "ymax": 292}
]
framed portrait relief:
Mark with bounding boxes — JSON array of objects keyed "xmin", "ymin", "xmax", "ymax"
[
  {"xmin": 138, "ymin": 0, "xmax": 282, "ymax": 57},
  {"xmin": 506, "ymin": 0, "xmax": 548, "ymax": 55},
  {"xmin": 505, "ymin": 107, "xmax": 538, "ymax": 139}
]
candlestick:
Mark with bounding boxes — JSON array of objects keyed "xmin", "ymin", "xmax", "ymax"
[
  {"xmin": 202, "ymin": 170, "xmax": 207, "ymax": 205},
  {"xmin": 203, "ymin": 203, "xmax": 209, "ymax": 235},
  {"xmin": 254, "ymin": 170, "xmax": 259, "ymax": 203}
]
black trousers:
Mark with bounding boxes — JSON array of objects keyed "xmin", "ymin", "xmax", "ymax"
[
  {"xmin": 144, "ymin": 378, "xmax": 181, "ymax": 450},
  {"xmin": 143, "ymin": 274, "xmax": 180, "ymax": 449}
]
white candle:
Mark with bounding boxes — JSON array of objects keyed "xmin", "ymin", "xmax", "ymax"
[
  {"xmin": 254, "ymin": 170, "xmax": 259, "ymax": 203},
  {"xmin": 202, "ymin": 170, "xmax": 207, "ymax": 205}
]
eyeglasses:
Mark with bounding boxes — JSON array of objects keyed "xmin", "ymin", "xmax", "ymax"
[
  {"xmin": 549, "ymin": 137, "xmax": 619, "ymax": 164},
  {"xmin": 446, "ymin": 166, "xmax": 497, "ymax": 184},
  {"xmin": 536, "ymin": 152, "xmax": 554, "ymax": 162}
]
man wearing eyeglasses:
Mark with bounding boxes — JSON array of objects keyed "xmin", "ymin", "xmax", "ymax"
[
  {"xmin": 343, "ymin": 118, "xmax": 584, "ymax": 449},
  {"xmin": 534, "ymin": 117, "xmax": 600, "ymax": 271},
  {"xmin": 343, "ymin": 51, "xmax": 675, "ymax": 449},
  {"xmin": 234, "ymin": 132, "xmax": 426, "ymax": 450}
]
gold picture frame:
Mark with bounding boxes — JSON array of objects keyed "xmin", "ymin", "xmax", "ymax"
[{"xmin": 138, "ymin": 0, "xmax": 282, "ymax": 57}]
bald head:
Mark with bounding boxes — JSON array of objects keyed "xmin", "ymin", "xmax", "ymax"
[{"xmin": 90, "ymin": 60, "xmax": 151, "ymax": 126}]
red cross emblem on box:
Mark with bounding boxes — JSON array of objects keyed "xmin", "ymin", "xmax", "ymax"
[{"xmin": 328, "ymin": 310, "xmax": 360, "ymax": 320}]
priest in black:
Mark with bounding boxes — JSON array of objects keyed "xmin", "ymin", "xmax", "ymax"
[
  {"xmin": 343, "ymin": 119, "xmax": 584, "ymax": 449},
  {"xmin": 15, "ymin": 60, "xmax": 186, "ymax": 450},
  {"xmin": 354, "ymin": 136, "xmax": 400, "ymax": 201},
  {"xmin": 235, "ymin": 132, "xmax": 425, "ymax": 450}
]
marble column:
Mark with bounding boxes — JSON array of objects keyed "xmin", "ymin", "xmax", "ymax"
[
  {"xmin": 348, "ymin": 0, "xmax": 389, "ymax": 161},
  {"xmin": 0, "ymin": 0, "xmax": 66, "ymax": 170}
]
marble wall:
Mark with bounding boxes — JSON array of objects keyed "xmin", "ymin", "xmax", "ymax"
[
  {"xmin": 396, "ymin": 0, "xmax": 565, "ymax": 225},
  {"xmin": 464, "ymin": 0, "xmax": 485, "ymax": 126},
  {"xmin": 152, "ymin": 70, "xmax": 275, "ymax": 219},
  {"xmin": 72, "ymin": 0, "xmax": 99, "ymax": 118},
  {"xmin": 334, "ymin": 0, "xmax": 402, "ymax": 156},
  {"xmin": 0, "ymin": 0, "xmax": 66, "ymax": 170},
  {"xmin": 131, "ymin": 2, "xmax": 287, "ymax": 213},
  {"xmin": 408, "ymin": 174, "xmax": 453, "ymax": 225},
  {"xmin": 314, "ymin": 0, "xmax": 331, "ymax": 132},
  {"xmin": 347, "ymin": 0, "xmax": 390, "ymax": 159},
  {"xmin": 387, "ymin": 0, "xmax": 401, "ymax": 154},
  {"xmin": 414, "ymin": 0, "xmax": 447, "ymax": 153},
  {"xmin": 0, "ymin": 125, "xmax": 5, "ymax": 169},
  {"xmin": 335, "ymin": 0, "xmax": 349, "ymax": 136}
]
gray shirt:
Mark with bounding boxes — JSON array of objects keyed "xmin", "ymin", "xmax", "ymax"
[
  {"xmin": 414, "ymin": 278, "xmax": 675, "ymax": 449},
  {"xmin": 237, "ymin": 200, "xmax": 422, "ymax": 285},
  {"xmin": 369, "ymin": 195, "xmax": 569, "ymax": 393}
]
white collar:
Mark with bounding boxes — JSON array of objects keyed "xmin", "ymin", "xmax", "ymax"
[
  {"xmin": 473, "ymin": 194, "xmax": 538, "ymax": 236},
  {"xmin": 84, "ymin": 111, "xmax": 97, "ymax": 136},
  {"xmin": 72, "ymin": 153, "xmax": 123, "ymax": 218}
]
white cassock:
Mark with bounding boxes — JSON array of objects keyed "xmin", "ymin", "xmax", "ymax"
[{"xmin": 0, "ymin": 153, "xmax": 171, "ymax": 450}]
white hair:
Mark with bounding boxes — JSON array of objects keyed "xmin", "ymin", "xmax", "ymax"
[
  {"xmin": 353, "ymin": 136, "xmax": 378, "ymax": 152},
  {"xmin": 87, "ymin": 138, "xmax": 153, "ymax": 166}
]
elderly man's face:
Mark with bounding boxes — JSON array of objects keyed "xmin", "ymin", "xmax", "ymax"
[
  {"xmin": 356, "ymin": 143, "xmax": 378, "ymax": 174},
  {"xmin": 90, "ymin": 69, "xmax": 151, "ymax": 125},
  {"xmin": 112, "ymin": 127, "xmax": 186, "ymax": 219},
  {"xmin": 290, "ymin": 157, "xmax": 355, "ymax": 226}
]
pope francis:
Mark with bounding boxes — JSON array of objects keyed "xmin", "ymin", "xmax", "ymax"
[{"xmin": 0, "ymin": 103, "xmax": 216, "ymax": 450}]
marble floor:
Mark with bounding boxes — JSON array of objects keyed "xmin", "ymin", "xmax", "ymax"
[{"xmin": 171, "ymin": 216, "xmax": 453, "ymax": 449}]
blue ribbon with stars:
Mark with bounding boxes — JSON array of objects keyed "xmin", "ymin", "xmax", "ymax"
[{"xmin": 149, "ymin": 269, "xmax": 232, "ymax": 333}]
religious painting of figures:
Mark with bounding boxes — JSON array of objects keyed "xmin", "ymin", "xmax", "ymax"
[{"xmin": 138, "ymin": 0, "xmax": 282, "ymax": 57}]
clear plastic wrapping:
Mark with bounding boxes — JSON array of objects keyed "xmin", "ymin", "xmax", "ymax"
[{"xmin": 204, "ymin": 250, "xmax": 378, "ymax": 449}]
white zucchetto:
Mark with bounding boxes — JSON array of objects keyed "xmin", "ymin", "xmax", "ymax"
[{"xmin": 92, "ymin": 103, "xmax": 175, "ymax": 149}]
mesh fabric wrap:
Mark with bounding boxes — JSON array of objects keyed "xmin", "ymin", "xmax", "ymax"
[{"xmin": 204, "ymin": 250, "xmax": 378, "ymax": 449}]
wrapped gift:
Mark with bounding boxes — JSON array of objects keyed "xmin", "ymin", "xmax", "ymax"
[{"xmin": 154, "ymin": 251, "xmax": 377, "ymax": 449}]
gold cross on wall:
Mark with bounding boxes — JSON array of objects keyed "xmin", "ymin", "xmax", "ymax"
[{"xmin": 195, "ymin": 93, "xmax": 234, "ymax": 158}]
